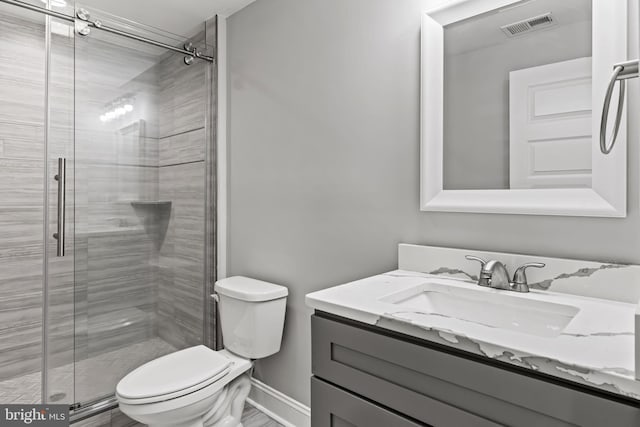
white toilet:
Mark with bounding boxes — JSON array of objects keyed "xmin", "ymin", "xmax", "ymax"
[{"xmin": 116, "ymin": 276, "xmax": 288, "ymax": 427}]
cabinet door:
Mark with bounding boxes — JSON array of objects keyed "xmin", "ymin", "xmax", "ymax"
[{"xmin": 311, "ymin": 377, "xmax": 425, "ymax": 427}]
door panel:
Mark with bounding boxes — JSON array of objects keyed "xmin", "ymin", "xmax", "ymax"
[
  {"xmin": 509, "ymin": 57, "xmax": 592, "ymax": 189},
  {"xmin": 45, "ymin": 12, "xmax": 75, "ymax": 404}
]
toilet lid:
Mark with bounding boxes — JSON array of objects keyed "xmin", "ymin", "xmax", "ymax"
[{"xmin": 116, "ymin": 345, "xmax": 232, "ymax": 400}]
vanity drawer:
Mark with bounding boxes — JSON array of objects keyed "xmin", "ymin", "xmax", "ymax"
[
  {"xmin": 312, "ymin": 313, "xmax": 640, "ymax": 427},
  {"xmin": 312, "ymin": 377, "xmax": 424, "ymax": 427}
]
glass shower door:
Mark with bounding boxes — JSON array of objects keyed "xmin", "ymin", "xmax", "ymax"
[
  {"xmin": 0, "ymin": 1, "xmax": 75, "ymax": 405},
  {"xmin": 0, "ymin": 3, "xmax": 48, "ymax": 404},
  {"xmin": 72, "ymin": 7, "xmax": 212, "ymax": 403},
  {"xmin": 44, "ymin": 8, "xmax": 76, "ymax": 405},
  {"xmin": 0, "ymin": 0, "xmax": 215, "ymax": 409}
]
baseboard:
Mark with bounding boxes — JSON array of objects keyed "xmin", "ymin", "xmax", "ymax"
[{"xmin": 247, "ymin": 378, "xmax": 311, "ymax": 427}]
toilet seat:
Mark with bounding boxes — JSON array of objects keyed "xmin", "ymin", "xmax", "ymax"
[{"xmin": 117, "ymin": 345, "xmax": 232, "ymax": 405}]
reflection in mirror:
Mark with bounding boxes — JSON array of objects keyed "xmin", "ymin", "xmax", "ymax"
[{"xmin": 442, "ymin": 0, "xmax": 593, "ymax": 190}]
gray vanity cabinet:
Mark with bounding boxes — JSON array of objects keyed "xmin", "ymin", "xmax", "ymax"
[{"xmin": 310, "ymin": 313, "xmax": 640, "ymax": 427}]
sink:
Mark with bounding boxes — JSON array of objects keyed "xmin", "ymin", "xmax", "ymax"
[{"xmin": 379, "ymin": 282, "xmax": 579, "ymax": 337}]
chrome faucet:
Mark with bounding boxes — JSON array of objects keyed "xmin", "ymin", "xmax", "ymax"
[
  {"xmin": 483, "ymin": 260, "xmax": 512, "ymax": 290},
  {"xmin": 465, "ymin": 255, "xmax": 545, "ymax": 293}
]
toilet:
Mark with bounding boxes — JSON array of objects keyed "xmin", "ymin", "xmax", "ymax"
[{"xmin": 116, "ymin": 276, "xmax": 288, "ymax": 427}]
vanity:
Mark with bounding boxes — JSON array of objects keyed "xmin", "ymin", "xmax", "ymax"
[{"xmin": 306, "ymin": 244, "xmax": 640, "ymax": 426}]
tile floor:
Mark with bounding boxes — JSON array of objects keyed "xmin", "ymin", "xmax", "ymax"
[
  {"xmin": 241, "ymin": 405, "xmax": 284, "ymax": 427},
  {"xmin": 0, "ymin": 338, "xmax": 176, "ymax": 404}
]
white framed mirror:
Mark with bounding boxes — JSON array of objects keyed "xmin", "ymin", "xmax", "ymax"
[{"xmin": 421, "ymin": 0, "xmax": 628, "ymax": 217}]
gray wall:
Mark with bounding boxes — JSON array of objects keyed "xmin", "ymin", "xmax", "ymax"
[{"xmin": 227, "ymin": 0, "xmax": 639, "ymax": 406}]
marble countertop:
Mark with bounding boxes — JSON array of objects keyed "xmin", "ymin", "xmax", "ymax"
[{"xmin": 306, "ymin": 269, "xmax": 640, "ymax": 401}]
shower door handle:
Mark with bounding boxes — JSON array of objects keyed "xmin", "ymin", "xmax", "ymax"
[{"xmin": 53, "ymin": 158, "xmax": 66, "ymax": 257}]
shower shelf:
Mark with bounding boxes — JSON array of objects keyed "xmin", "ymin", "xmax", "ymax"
[
  {"xmin": 79, "ymin": 226, "xmax": 146, "ymax": 236},
  {"xmin": 130, "ymin": 201, "xmax": 172, "ymax": 208}
]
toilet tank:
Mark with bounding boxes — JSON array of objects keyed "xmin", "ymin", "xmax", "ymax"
[{"xmin": 214, "ymin": 276, "xmax": 288, "ymax": 359}]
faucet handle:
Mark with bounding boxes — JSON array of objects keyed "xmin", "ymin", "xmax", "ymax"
[
  {"xmin": 511, "ymin": 262, "xmax": 545, "ymax": 292},
  {"xmin": 465, "ymin": 255, "xmax": 487, "ymax": 268},
  {"xmin": 465, "ymin": 255, "xmax": 490, "ymax": 286}
]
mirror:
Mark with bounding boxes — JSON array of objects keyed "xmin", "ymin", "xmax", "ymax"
[
  {"xmin": 444, "ymin": 0, "xmax": 592, "ymax": 190},
  {"xmin": 421, "ymin": 0, "xmax": 628, "ymax": 216}
]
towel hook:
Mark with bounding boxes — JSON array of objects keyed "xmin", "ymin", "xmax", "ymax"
[{"xmin": 600, "ymin": 60, "xmax": 639, "ymax": 155}]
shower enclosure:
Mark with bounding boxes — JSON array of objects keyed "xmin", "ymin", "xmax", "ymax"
[{"xmin": 0, "ymin": 0, "xmax": 217, "ymax": 417}]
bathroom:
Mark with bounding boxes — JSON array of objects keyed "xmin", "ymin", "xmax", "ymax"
[{"xmin": 0, "ymin": 0, "xmax": 639, "ymax": 425}]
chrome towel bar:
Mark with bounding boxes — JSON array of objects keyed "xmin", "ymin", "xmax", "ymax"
[{"xmin": 600, "ymin": 59, "xmax": 639, "ymax": 154}]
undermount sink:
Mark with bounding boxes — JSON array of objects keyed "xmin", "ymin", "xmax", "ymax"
[{"xmin": 379, "ymin": 282, "xmax": 580, "ymax": 338}]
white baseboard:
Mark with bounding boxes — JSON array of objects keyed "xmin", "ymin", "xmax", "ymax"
[{"xmin": 247, "ymin": 378, "xmax": 310, "ymax": 427}]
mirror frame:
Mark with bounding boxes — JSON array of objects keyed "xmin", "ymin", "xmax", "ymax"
[{"xmin": 420, "ymin": 0, "xmax": 628, "ymax": 217}]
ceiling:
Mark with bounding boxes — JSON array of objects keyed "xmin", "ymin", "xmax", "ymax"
[
  {"xmin": 444, "ymin": 0, "xmax": 592, "ymax": 56},
  {"xmin": 79, "ymin": 0, "xmax": 257, "ymax": 36}
]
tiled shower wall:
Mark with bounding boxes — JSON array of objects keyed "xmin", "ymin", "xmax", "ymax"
[
  {"xmin": 0, "ymin": 5, "xmax": 214, "ymax": 401},
  {"xmin": 156, "ymin": 39, "xmax": 209, "ymax": 351},
  {"xmin": 75, "ymin": 26, "xmax": 212, "ymax": 375},
  {"xmin": 75, "ymin": 24, "xmax": 213, "ymax": 360}
]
